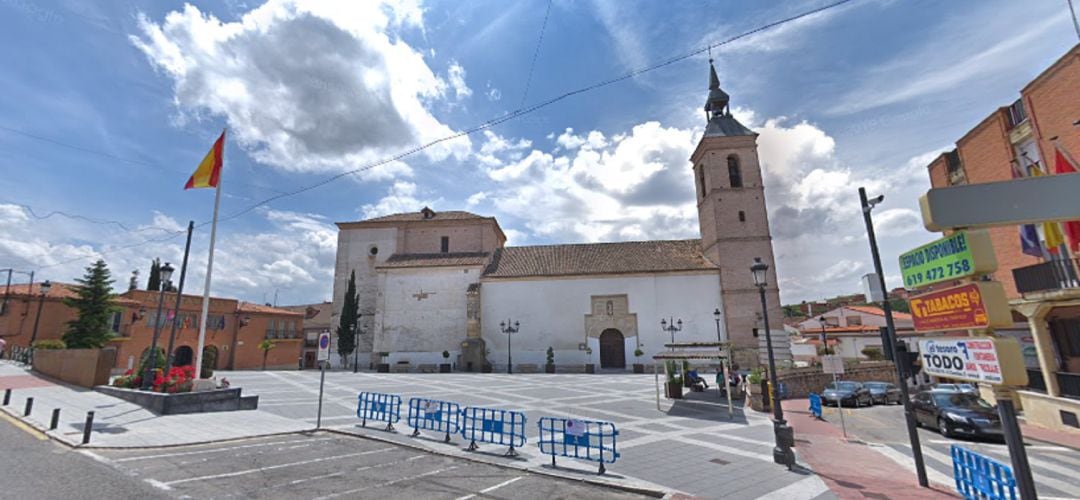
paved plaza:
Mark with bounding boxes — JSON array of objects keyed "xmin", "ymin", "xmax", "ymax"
[{"xmin": 226, "ymin": 370, "xmax": 834, "ymax": 499}]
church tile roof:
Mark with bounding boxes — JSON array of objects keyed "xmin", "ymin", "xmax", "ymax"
[
  {"xmin": 482, "ymin": 239, "xmax": 716, "ymax": 279},
  {"xmin": 377, "ymin": 252, "xmax": 491, "ymax": 269},
  {"xmin": 360, "ymin": 210, "xmax": 487, "ymax": 223}
]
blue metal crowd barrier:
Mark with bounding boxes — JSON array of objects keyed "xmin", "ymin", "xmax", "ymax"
[
  {"xmin": 537, "ymin": 417, "xmax": 619, "ymax": 474},
  {"xmin": 809, "ymin": 393, "xmax": 823, "ymax": 419},
  {"xmin": 357, "ymin": 392, "xmax": 402, "ymax": 431},
  {"xmin": 407, "ymin": 397, "xmax": 461, "ymax": 442},
  {"xmin": 460, "ymin": 406, "xmax": 526, "ymax": 456},
  {"xmin": 951, "ymin": 445, "xmax": 1017, "ymax": 500}
]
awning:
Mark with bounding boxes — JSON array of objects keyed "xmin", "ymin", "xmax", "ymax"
[{"xmin": 652, "ymin": 350, "xmax": 727, "ymax": 360}]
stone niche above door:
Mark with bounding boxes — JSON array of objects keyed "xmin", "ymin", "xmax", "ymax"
[{"xmin": 584, "ymin": 294, "xmax": 638, "ymax": 339}]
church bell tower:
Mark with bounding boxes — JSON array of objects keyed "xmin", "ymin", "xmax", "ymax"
[{"xmin": 690, "ymin": 60, "xmax": 786, "ymax": 367}]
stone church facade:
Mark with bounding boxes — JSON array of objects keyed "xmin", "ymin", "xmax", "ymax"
[{"xmin": 329, "ymin": 63, "xmax": 787, "ymax": 370}]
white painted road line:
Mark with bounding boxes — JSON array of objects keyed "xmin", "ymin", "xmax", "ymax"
[
  {"xmin": 756, "ymin": 475, "xmax": 831, "ymax": 500},
  {"xmin": 268, "ymin": 455, "xmax": 425, "ymax": 489},
  {"xmin": 868, "ymin": 443, "xmax": 954, "ymax": 487},
  {"xmin": 312, "ymin": 465, "xmax": 461, "ymax": 500},
  {"xmin": 163, "ymin": 447, "xmax": 396, "ymax": 486},
  {"xmin": 112, "ymin": 436, "xmax": 334, "ymax": 462},
  {"xmin": 455, "ymin": 476, "xmax": 524, "ymax": 500}
]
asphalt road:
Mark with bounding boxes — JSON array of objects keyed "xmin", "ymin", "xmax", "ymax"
[
  {"xmin": 818, "ymin": 403, "xmax": 1080, "ymax": 499},
  {"xmin": 87, "ymin": 432, "xmax": 651, "ymax": 500},
  {"xmin": 0, "ymin": 412, "xmax": 168, "ymax": 500}
]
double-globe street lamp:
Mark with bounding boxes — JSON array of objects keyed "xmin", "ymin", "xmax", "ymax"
[
  {"xmin": 818, "ymin": 316, "xmax": 830, "ymax": 356},
  {"xmin": 352, "ymin": 319, "xmax": 364, "ymax": 374},
  {"xmin": 29, "ymin": 280, "xmax": 53, "ymax": 348},
  {"xmin": 750, "ymin": 257, "xmax": 795, "ymax": 469},
  {"xmin": 142, "ymin": 262, "xmax": 174, "ymax": 390},
  {"xmin": 500, "ymin": 319, "xmax": 519, "ymax": 374},
  {"xmin": 660, "ymin": 317, "xmax": 682, "ymax": 351}
]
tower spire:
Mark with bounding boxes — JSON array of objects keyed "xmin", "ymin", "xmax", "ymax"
[{"xmin": 704, "ymin": 58, "xmax": 730, "ymax": 119}]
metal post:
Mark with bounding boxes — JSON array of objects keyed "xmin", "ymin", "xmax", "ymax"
[
  {"xmin": 507, "ymin": 323, "xmax": 512, "ymax": 375},
  {"xmin": 164, "ymin": 222, "xmax": 194, "ymax": 376},
  {"xmin": 859, "ymin": 187, "xmax": 928, "ymax": 488},
  {"xmin": 2, "ymin": 268, "xmax": 11, "ymax": 315},
  {"xmin": 3, "ymin": 388, "xmax": 10, "ymax": 406},
  {"xmin": 759, "ymin": 285, "xmax": 793, "ymax": 468},
  {"xmin": 29, "ymin": 288, "xmax": 47, "ymax": 346},
  {"xmin": 352, "ymin": 323, "xmax": 360, "ymax": 374},
  {"xmin": 142, "ymin": 285, "xmax": 170, "ymax": 390},
  {"xmin": 834, "ymin": 373, "xmax": 847, "ymax": 438},
  {"xmin": 23, "ymin": 397, "xmax": 33, "ymax": 416},
  {"xmin": 82, "ymin": 411, "xmax": 94, "ymax": 445},
  {"xmin": 49, "ymin": 408, "xmax": 60, "ymax": 430},
  {"xmin": 316, "ymin": 360, "xmax": 326, "ymax": 429},
  {"xmin": 998, "ymin": 394, "xmax": 1038, "ymax": 499}
]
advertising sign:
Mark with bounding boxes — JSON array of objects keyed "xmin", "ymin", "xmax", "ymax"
[
  {"xmin": 317, "ymin": 332, "xmax": 331, "ymax": 361},
  {"xmin": 821, "ymin": 355, "xmax": 844, "ymax": 375},
  {"xmin": 908, "ymin": 282, "xmax": 1012, "ymax": 332},
  {"xmin": 919, "ymin": 173, "xmax": 1080, "ymax": 231},
  {"xmin": 898, "ymin": 230, "xmax": 997, "ymax": 289},
  {"xmin": 917, "ymin": 337, "xmax": 1028, "ymax": 386}
]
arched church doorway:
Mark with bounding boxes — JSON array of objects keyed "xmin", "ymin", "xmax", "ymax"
[
  {"xmin": 599, "ymin": 329, "xmax": 625, "ymax": 369},
  {"xmin": 174, "ymin": 346, "xmax": 194, "ymax": 367}
]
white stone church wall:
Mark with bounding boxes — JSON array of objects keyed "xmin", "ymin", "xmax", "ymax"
[
  {"xmin": 329, "ymin": 226, "xmax": 397, "ymax": 368},
  {"xmin": 480, "ymin": 272, "xmax": 724, "ymax": 368}
]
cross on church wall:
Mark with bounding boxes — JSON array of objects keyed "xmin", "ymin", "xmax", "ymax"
[{"xmin": 413, "ymin": 288, "xmax": 436, "ymax": 301}]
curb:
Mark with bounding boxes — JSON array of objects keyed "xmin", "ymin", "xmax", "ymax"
[{"xmin": 322, "ymin": 427, "xmax": 671, "ymax": 498}]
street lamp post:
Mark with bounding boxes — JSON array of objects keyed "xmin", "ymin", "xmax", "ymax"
[
  {"xmin": 499, "ymin": 319, "xmax": 519, "ymax": 374},
  {"xmin": 352, "ymin": 318, "xmax": 362, "ymax": 374},
  {"xmin": 660, "ymin": 317, "xmax": 682, "ymax": 351},
  {"xmin": 751, "ymin": 257, "xmax": 795, "ymax": 469},
  {"xmin": 29, "ymin": 280, "xmax": 52, "ymax": 348},
  {"xmin": 818, "ymin": 316, "xmax": 829, "ymax": 356},
  {"xmin": 142, "ymin": 263, "xmax": 174, "ymax": 390}
]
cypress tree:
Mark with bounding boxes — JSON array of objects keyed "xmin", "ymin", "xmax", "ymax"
[
  {"xmin": 63, "ymin": 259, "xmax": 118, "ymax": 349},
  {"xmin": 146, "ymin": 258, "xmax": 161, "ymax": 291},
  {"xmin": 336, "ymin": 270, "xmax": 358, "ymax": 366}
]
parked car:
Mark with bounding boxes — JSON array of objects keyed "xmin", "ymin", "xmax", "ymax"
[
  {"xmin": 822, "ymin": 381, "xmax": 873, "ymax": 407},
  {"xmin": 912, "ymin": 390, "xmax": 1002, "ymax": 440},
  {"xmin": 864, "ymin": 382, "xmax": 902, "ymax": 405},
  {"xmin": 933, "ymin": 383, "xmax": 979, "ymax": 396}
]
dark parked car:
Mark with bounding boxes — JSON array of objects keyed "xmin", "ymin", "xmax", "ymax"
[
  {"xmin": 933, "ymin": 383, "xmax": 979, "ymax": 396},
  {"xmin": 912, "ymin": 390, "xmax": 1002, "ymax": 440},
  {"xmin": 822, "ymin": 381, "xmax": 872, "ymax": 407},
  {"xmin": 865, "ymin": 382, "xmax": 901, "ymax": 405}
]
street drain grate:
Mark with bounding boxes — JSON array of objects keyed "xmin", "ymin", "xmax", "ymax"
[{"xmin": 709, "ymin": 458, "xmax": 730, "ymax": 465}]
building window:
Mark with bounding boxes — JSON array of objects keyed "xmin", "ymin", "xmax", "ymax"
[
  {"xmin": 696, "ymin": 165, "xmax": 706, "ymax": 199},
  {"xmin": 369, "ymin": 246, "xmax": 378, "ymax": 256},
  {"xmin": 440, "ymin": 236, "xmax": 449, "ymax": 253},
  {"xmin": 824, "ymin": 316, "xmax": 840, "ymax": 327},
  {"xmin": 727, "ymin": 155, "xmax": 742, "ymax": 188},
  {"xmin": 738, "ymin": 211, "xmax": 746, "ymax": 222},
  {"xmin": 1006, "ymin": 98, "xmax": 1027, "ymax": 129},
  {"xmin": 846, "ymin": 316, "xmax": 862, "ymax": 326},
  {"xmin": 110, "ymin": 312, "xmax": 122, "ymax": 333}
]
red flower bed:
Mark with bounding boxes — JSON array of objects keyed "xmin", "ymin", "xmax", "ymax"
[{"xmin": 111, "ymin": 365, "xmax": 197, "ymax": 393}]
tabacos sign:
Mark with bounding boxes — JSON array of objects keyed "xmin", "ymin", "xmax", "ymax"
[
  {"xmin": 898, "ymin": 230, "xmax": 996, "ymax": 289},
  {"xmin": 918, "ymin": 337, "xmax": 1028, "ymax": 386},
  {"xmin": 908, "ymin": 282, "xmax": 1012, "ymax": 332}
]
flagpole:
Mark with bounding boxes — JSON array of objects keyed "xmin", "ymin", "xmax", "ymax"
[{"xmin": 194, "ymin": 132, "xmax": 224, "ymax": 382}]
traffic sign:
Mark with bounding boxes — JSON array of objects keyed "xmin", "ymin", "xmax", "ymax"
[
  {"xmin": 317, "ymin": 332, "xmax": 331, "ymax": 361},
  {"xmin": 898, "ymin": 230, "xmax": 997, "ymax": 289},
  {"xmin": 908, "ymin": 282, "xmax": 1012, "ymax": 332},
  {"xmin": 821, "ymin": 355, "xmax": 844, "ymax": 375},
  {"xmin": 917, "ymin": 337, "xmax": 1028, "ymax": 386},
  {"xmin": 919, "ymin": 172, "xmax": 1080, "ymax": 231}
]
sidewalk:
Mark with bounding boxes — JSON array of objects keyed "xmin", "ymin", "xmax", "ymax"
[
  {"xmin": 0, "ymin": 362, "xmax": 309, "ymax": 447},
  {"xmin": 781, "ymin": 399, "xmax": 957, "ymax": 499},
  {"xmin": 1019, "ymin": 418, "xmax": 1080, "ymax": 450}
]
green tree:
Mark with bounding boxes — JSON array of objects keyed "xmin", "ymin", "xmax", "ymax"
[
  {"xmin": 258, "ymin": 339, "xmax": 275, "ymax": 370},
  {"xmin": 146, "ymin": 258, "xmax": 161, "ymax": 291},
  {"xmin": 336, "ymin": 270, "xmax": 359, "ymax": 367},
  {"xmin": 63, "ymin": 259, "xmax": 118, "ymax": 349}
]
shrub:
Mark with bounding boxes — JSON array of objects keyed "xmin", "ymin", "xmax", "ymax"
[
  {"xmin": 862, "ymin": 346, "xmax": 885, "ymax": 361},
  {"xmin": 747, "ymin": 367, "xmax": 765, "ymax": 384},
  {"xmin": 545, "ymin": 346, "xmax": 554, "ymax": 365},
  {"xmin": 201, "ymin": 347, "xmax": 217, "ymax": 378},
  {"xmin": 442, "ymin": 350, "xmax": 450, "ymax": 360},
  {"xmin": 633, "ymin": 347, "xmax": 644, "ymax": 358},
  {"xmin": 32, "ymin": 339, "xmax": 66, "ymax": 350}
]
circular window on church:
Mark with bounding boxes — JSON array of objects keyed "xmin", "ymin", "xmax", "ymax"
[{"xmin": 369, "ymin": 246, "xmax": 378, "ymax": 256}]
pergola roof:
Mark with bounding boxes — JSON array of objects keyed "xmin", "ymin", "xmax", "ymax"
[
  {"xmin": 663, "ymin": 342, "xmax": 730, "ymax": 349},
  {"xmin": 651, "ymin": 350, "xmax": 727, "ymax": 360}
]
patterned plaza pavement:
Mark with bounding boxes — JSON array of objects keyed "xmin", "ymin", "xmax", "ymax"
[{"xmin": 225, "ymin": 370, "xmax": 834, "ymax": 499}]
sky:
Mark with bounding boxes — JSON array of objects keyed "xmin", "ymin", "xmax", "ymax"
[{"xmin": 0, "ymin": 0, "xmax": 1077, "ymax": 307}]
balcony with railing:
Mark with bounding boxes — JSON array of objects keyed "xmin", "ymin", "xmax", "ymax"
[
  {"xmin": 1013, "ymin": 258, "xmax": 1080, "ymax": 295},
  {"xmin": 1025, "ymin": 369, "xmax": 1080, "ymax": 400}
]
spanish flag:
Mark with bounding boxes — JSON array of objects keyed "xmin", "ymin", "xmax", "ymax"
[{"xmin": 184, "ymin": 131, "xmax": 225, "ymax": 189}]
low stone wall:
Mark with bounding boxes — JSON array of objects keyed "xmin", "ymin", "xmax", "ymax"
[
  {"xmin": 95, "ymin": 385, "xmax": 258, "ymax": 415},
  {"xmin": 1017, "ymin": 390, "xmax": 1080, "ymax": 434},
  {"xmin": 777, "ymin": 361, "xmax": 898, "ymax": 399},
  {"xmin": 33, "ymin": 348, "xmax": 117, "ymax": 388}
]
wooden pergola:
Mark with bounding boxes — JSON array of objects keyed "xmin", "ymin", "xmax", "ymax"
[{"xmin": 651, "ymin": 342, "xmax": 734, "ymax": 418}]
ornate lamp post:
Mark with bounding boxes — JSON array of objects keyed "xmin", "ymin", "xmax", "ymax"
[
  {"xmin": 29, "ymin": 280, "xmax": 52, "ymax": 347},
  {"xmin": 142, "ymin": 262, "xmax": 174, "ymax": 390},
  {"xmin": 500, "ymin": 319, "xmax": 519, "ymax": 374},
  {"xmin": 352, "ymin": 319, "xmax": 363, "ymax": 374},
  {"xmin": 660, "ymin": 317, "xmax": 682, "ymax": 351},
  {"xmin": 751, "ymin": 257, "xmax": 795, "ymax": 469},
  {"xmin": 818, "ymin": 316, "xmax": 830, "ymax": 356}
]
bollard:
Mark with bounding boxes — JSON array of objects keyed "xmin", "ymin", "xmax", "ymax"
[
  {"xmin": 3, "ymin": 388, "xmax": 10, "ymax": 406},
  {"xmin": 49, "ymin": 408, "xmax": 60, "ymax": 430},
  {"xmin": 82, "ymin": 411, "xmax": 95, "ymax": 445},
  {"xmin": 24, "ymin": 397, "xmax": 33, "ymax": 416}
]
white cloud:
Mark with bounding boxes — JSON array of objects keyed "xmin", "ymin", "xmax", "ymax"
[
  {"xmin": 131, "ymin": 0, "xmax": 471, "ymax": 174},
  {"xmin": 590, "ymin": 0, "xmax": 648, "ymax": 70},
  {"xmin": 360, "ymin": 181, "xmax": 440, "ymax": 219},
  {"xmin": 465, "ymin": 191, "xmax": 487, "ymax": 207}
]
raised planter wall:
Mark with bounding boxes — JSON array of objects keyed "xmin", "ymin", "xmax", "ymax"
[
  {"xmin": 95, "ymin": 385, "xmax": 258, "ymax": 415},
  {"xmin": 777, "ymin": 361, "xmax": 898, "ymax": 399},
  {"xmin": 33, "ymin": 348, "xmax": 117, "ymax": 388}
]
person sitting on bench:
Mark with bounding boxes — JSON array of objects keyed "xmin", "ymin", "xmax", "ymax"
[{"xmin": 687, "ymin": 370, "xmax": 709, "ymax": 391}]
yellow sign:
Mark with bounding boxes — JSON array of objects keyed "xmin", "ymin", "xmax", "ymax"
[{"xmin": 908, "ymin": 281, "xmax": 1013, "ymax": 332}]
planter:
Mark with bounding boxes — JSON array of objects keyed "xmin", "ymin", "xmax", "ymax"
[
  {"xmin": 96, "ymin": 385, "xmax": 257, "ymax": 415},
  {"xmin": 632, "ymin": 363, "xmax": 644, "ymax": 374},
  {"xmin": 545, "ymin": 364, "xmax": 555, "ymax": 374},
  {"xmin": 585, "ymin": 364, "xmax": 595, "ymax": 374},
  {"xmin": 439, "ymin": 363, "xmax": 452, "ymax": 373},
  {"xmin": 33, "ymin": 348, "xmax": 116, "ymax": 388},
  {"xmin": 376, "ymin": 363, "xmax": 390, "ymax": 373},
  {"xmin": 666, "ymin": 381, "xmax": 683, "ymax": 399}
]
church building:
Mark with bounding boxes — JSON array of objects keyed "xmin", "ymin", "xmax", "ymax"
[{"xmin": 329, "ymin": 63, "xmax": 788, "ymax": 371}]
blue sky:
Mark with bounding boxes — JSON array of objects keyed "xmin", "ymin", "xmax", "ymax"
[{"xmin": 0, "ymin": 0, "xmax": 1076, "ymax": 306}]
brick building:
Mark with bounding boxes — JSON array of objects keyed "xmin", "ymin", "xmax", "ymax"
[
  {"xmin": 278, "ymin": 301, "xmax": 332, "ymax": 369},
  {"xmin": 924, "ymin": 44, "xmax": 1080, "ymax": 432},
  {"xmin": 0, "ymin": 282, "xmax": 304, "ymax": 371}
]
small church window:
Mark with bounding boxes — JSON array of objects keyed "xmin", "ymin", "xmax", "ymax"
[
  {"xmin": 441, "ymin": 236, "xmax": 449, "ymax": 253},
  {"xmin": 727, "ymin": 155, "xmax": 742, "ymax": 188},
  {"xmin": 606, "ymin": 300, "xmax": 613, "ymax": 316},
  {"xmin": 738, "ymin": 211, "xmax": 746, "ymax": 222},
  {"xmin": 696, "ymin": 165, "xmax": 706, "ymax": 199}
]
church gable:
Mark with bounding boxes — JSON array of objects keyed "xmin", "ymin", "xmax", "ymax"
[{"xmin": 482, "ymin": 239, "xmax": 716, "ymax": 279}]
